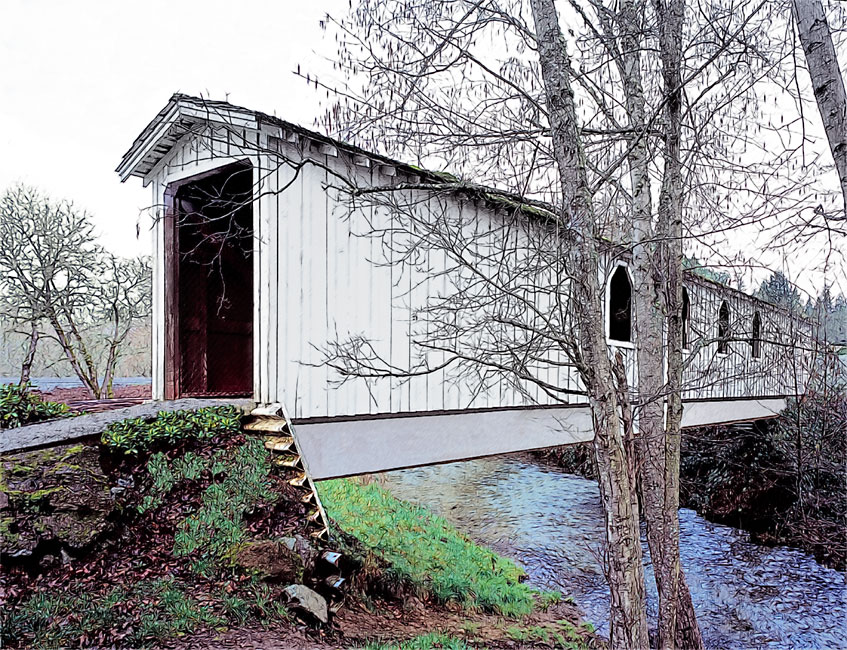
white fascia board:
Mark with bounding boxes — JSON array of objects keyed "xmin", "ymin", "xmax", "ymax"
[
  {"xmin": 681, "ymin": 398, "xmax": 786, "ymax": 428},
  {"xmin": 117, "ymin": 103, "xmax": 180, "ymax": 181}
]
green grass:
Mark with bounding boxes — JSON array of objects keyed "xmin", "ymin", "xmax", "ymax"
[
  {"xmin": 3, "ymin": 418, "xmax": 286, "ymax": 649},
  {"xmin": 504, "ymin": 620, "xmax": 591, "ymax": 649},
  {"xmin": 173, "ymin": 436, "xmax": 277, "ymax": 564},
  {"xmin": 319, "ymin": 479, "xmax": 539, "ymax": 616},
  {"xmin": 357, "ymin": 633, "xmax": 477, "ymax": 649},
  {"xmin": 3, "ymin": 579, "xmax": 225, "ymax": 648}
]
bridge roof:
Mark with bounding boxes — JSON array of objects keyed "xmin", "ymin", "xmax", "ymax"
[{"xmin": 117, "ymin": 93, "xmax": 805, "ymax": 322}]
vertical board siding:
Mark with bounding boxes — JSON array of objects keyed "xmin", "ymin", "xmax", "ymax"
[{"xmin": 148, "ymin": 126, "xmax": 813, "ymax": 418}]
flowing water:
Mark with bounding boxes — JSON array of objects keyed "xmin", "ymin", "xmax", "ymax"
[{"xmin": 381, "ymin": 456, "xmax": 846, "ymax": 649}]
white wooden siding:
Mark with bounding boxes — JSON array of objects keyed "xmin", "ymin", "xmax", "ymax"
[{"xmin": 147, "ymin": 124, "xmax": 811, "ymax": 419}]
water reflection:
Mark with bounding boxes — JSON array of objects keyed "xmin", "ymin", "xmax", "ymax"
[{"xmin": 381, "ymin": 456, "xmax": 847, "ymax": 649}]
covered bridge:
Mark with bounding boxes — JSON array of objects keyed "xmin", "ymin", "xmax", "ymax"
[{"xmin": 117, "ymin": 94, "xmax": 812, "ymax": 480}]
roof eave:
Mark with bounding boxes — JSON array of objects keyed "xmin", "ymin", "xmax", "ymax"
[{"xmin": 116, "ymin": 95, "xmax": 259, "ymax": 183}]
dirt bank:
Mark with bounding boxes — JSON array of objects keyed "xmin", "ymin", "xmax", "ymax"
[{"xmin": 1, "ymin": 407, "xmax": 597, "ymax": 650}]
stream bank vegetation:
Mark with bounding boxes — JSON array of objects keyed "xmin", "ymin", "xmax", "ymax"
[{"xmin": 1, "ymin": 405, "xmax": 598, "ymax": 649}]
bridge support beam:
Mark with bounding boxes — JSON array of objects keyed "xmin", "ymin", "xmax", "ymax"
[{"xmin": 289, "ymin": 397, "xmax": 787, "ymax": 480}]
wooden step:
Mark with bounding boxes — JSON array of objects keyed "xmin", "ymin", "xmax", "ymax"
[
  {"xmin": 251, "ymin": 403, "xmax": 286, "ymax": 417},
  {"xmin": 244, "ymin": 418, "xmax": 290, "ymax": 433},
  {"xmin": 273, "ymin": 454, "xmax": 303, "ymax": 469},
  {"xmin": 263, "ymin": 435, "xmax": 295, "ymax": 452},
  {"xmin": 309, "ymin": 526, "xmax": 329, "ymax": 541},
  {"xmin": 288, "ymin": 472, "xmax": 309, "ymax": 488}
]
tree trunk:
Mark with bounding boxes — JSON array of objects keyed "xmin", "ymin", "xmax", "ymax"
[
  {"xmin": 48, "ymin": 314, "xmax": 100, "ymax": 398},
  {"xmin": 793, "ymin": 0, "xmax": 847, "ymax": 210},
  {"xmin": 651, "ymin": 0, "xmax": 704, "ymax": 646},
  {"xmin": 19, "ymin": 321, "xmax": 39, "ymax": 386},
  {"xmin": 529, "ymin": 0, "xmax": 650, "ymax": 647}
]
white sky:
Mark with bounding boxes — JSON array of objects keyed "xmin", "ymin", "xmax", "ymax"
[
  {"xmin": 0, "ymin": 0, "xmax": 346, "ymax": 258},
  {"xmin": 1, "ymin": 0, "xmax": 843, "ymax": 298}
]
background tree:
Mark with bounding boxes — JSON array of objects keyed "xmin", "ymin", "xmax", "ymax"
[
  {"xmin": 756, "ymin": 270, "xmax": 804, "ymax": 312},
  {"xmin": 0, "ymin": 184, "xmax": 151, "ymax": 397}
]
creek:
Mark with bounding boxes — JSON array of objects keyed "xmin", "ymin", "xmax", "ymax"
[{"xmin": 381, "ymin": 456, "xmax": 846, "ymax": 649}]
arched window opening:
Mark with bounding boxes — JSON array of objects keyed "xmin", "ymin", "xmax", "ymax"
[
  {"xmin": 608, "ymin": 266, "xmax": 632, "ymax": 342},
  {"xmin": 717, "ymin": 300, "xmax": 730, "ymax": 354},
  {"xmin": 682, "ymin": 287, "xmax": 691, "ymax": 349},
  {"xmin": 751, "ymin": 312, "xmax": 762, "ymax": 359}
]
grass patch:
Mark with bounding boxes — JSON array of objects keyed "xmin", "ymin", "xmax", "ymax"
[
  {"xmin": 358, "ymin": 633, "xmax": 476, "ymax": 649},
  {"xmin": 3, "ymin": 579, "xmax": 225, "ymax": 648},
  {"xmin": 503, "ymin": 620, "xmax": 593, "ymax": 649},
  {"xmin": 3, "ymin": 408, "xmax": 294, "ymax": 648},
  {"xmin": 319, "ymin": 479, "xmax": 539, "ymax": 616},
  {"xmin": 173, "ymin": 437, "xmax": 278, "ymax": 564}
]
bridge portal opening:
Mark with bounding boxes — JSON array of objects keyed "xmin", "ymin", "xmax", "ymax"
[{"xmin": 164, "ymin": 161, "xmax": 254, "ymax": 399}]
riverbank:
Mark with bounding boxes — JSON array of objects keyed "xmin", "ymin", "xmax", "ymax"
[
  {"xmin": 531, "ymin": 410, "xmax": 846, "ymax": 571},
  {"xmin": 1, "ymin": 405, "xmax": 597, "ymax": 649}
]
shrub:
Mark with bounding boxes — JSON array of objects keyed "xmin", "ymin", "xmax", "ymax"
[
  {"xmin": 100, "ymin": 405, "xmax": 242, "ymax": 454},
  {"xmin": 0, "ymin": 383, "xmax": 70, "ymax": 429}
]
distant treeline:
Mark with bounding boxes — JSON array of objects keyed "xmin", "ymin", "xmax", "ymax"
[{"xmin": 0, "ymin": 320, "xmax": 151, "ymax": 379}]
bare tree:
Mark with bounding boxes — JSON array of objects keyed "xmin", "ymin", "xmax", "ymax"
[
  {"xmin": 304, "ymin": 0, "xmax": 837, "ymax": 646},
  {"xmin": 0, "ymin": 184, "xmax": 151, "ymax": 397},
  {"xmin": 793, "ymin": 0, "xmax": 847, "ymax": 209}
]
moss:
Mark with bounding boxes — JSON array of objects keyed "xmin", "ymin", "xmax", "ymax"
[
  {"xmin": 0, "ymin": 516, "xmax": 19, "ymax": 546},
  {"xmin": 2, "ymin": 444, "xmax": 86, "ymax": 476},
  {"xmin": 5, "ymin": 463, "xmax": 36, "ymax": 476},
  {"xmin": 3, "ymin": 486, "xmax": 65, "ymax": 511}
]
